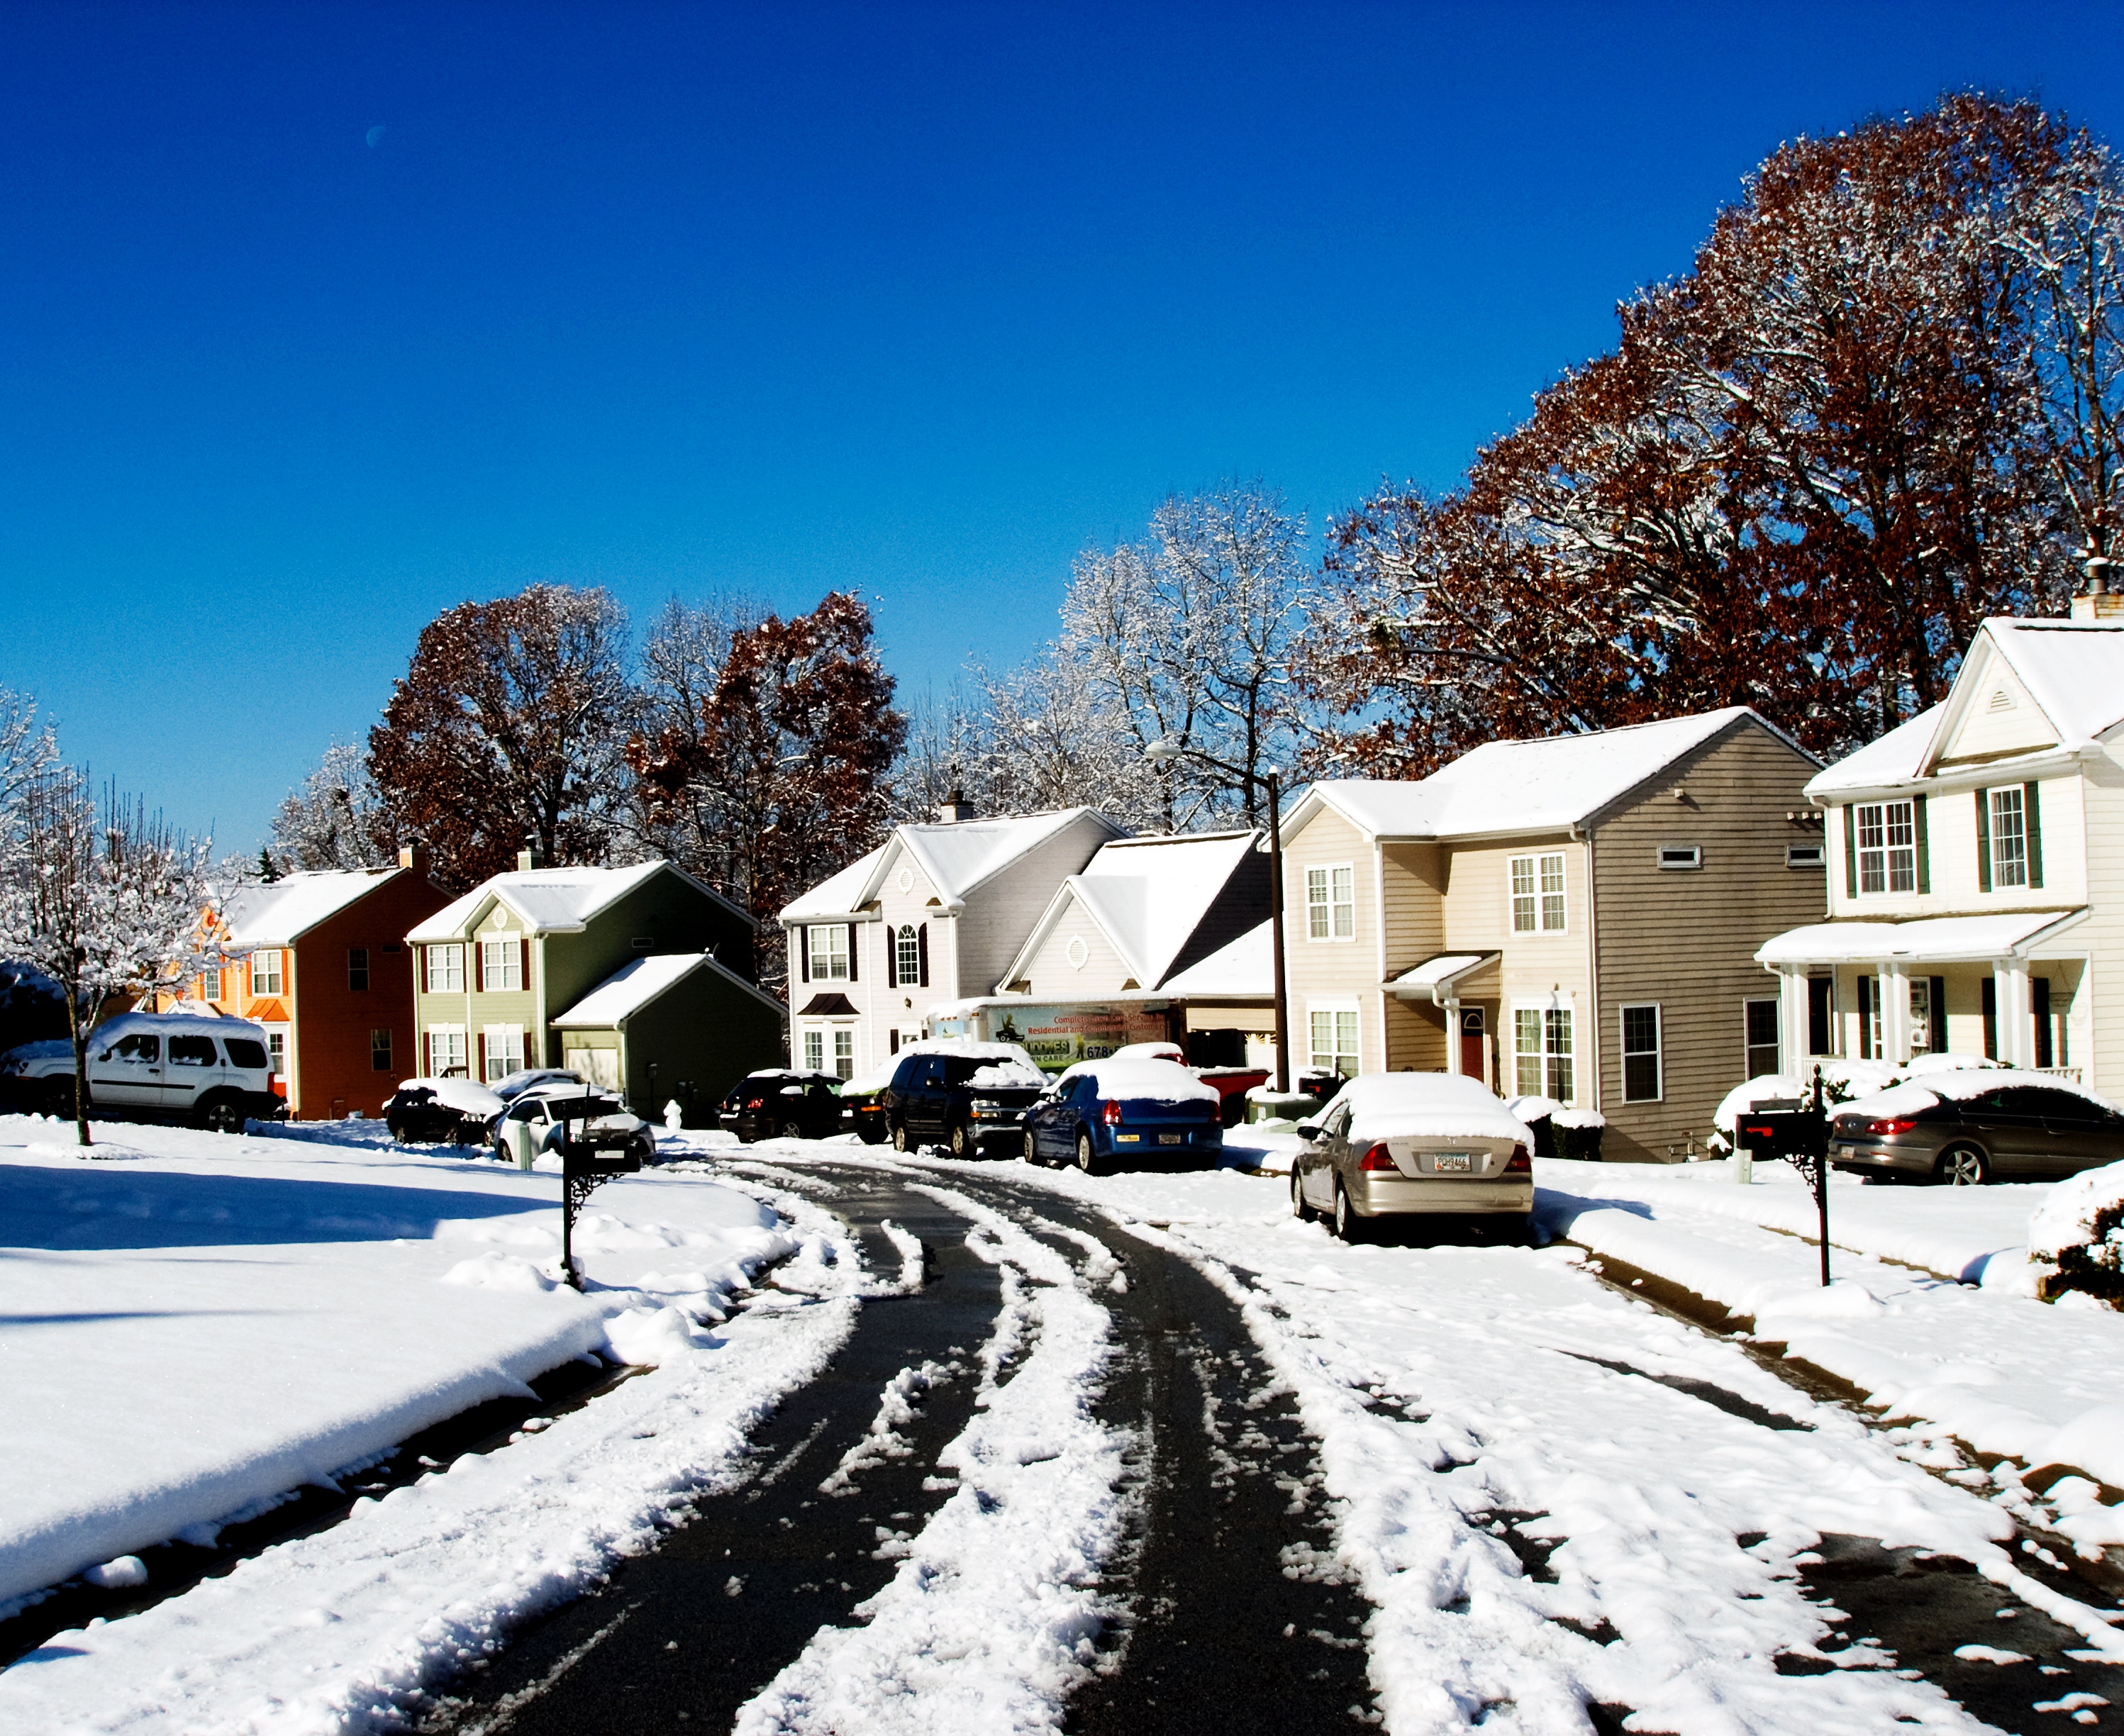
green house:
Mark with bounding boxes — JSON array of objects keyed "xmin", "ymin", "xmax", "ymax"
[{"xmin": 404, "ymin": 856, "xmax": 784, "ymax": 1119}]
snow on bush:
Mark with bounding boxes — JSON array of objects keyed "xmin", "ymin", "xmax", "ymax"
[{"xmin": 2029, "ymin": 1159, "xmax": 2124, "ymax": 1311}]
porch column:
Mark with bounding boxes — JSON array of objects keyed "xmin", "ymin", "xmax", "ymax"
[
  {"xmin": 1442, "ymin": 996, "xmax": 1462, "ymax": 1076},
  {"xmin": 1995, "ymin": 959, "xmax": 2034, "ymax": 1069},
  {"xmin": 1778, "ymin": 967, "xmax": 1811, "ymax": 1075},
  {"xmin": 1881, "ymin": 963, "xmax": 1913, "ymax": 1066}
]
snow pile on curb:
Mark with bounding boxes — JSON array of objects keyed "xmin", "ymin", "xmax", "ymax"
[{"xmin": 2029, "ymin": 1159, "xmax": 2124, "ymax": 1310}]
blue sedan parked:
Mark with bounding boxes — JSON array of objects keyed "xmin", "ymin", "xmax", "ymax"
[{"xmin": 1025, "ymin": 1057, "xmax": 1225, "ymax": 1174}]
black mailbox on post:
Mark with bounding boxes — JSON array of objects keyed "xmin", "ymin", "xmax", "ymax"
[
  {"xmin": 551, "ymin": 1094, "xmax": 645, "ymax": 1290},
  {"xmin": 1735, "ymin": 1093, "xmax": 1833, "ymax": 1287}
]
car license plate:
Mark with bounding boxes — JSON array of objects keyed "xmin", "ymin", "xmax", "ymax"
[
  {"xmin": 1433, "ymin": 1152, "xmax": 1471, "ymax": 1173},
  {"xmin": 1159, "ymin": 1133, "xmax": 1184, "ymax": 1145},
  {"xmin": 1837, "ymin": 1144, "xmax": 1856, "ymax": 1159}
]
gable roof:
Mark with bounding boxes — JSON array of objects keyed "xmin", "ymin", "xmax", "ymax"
[
  {"xmin": 779, "ymin": 808, "xmax": 1127, "ymax": 922},
  {"xmin": 551, "ymin": 950, "xmax": 786, "ymax": 1027},
  {"xmin": 408, "ymin": 859, "xmax": 751, "ymax": 944},
  {"xmin": 221, "ymin": 868, "xmax": 407, "ymax": 947},
  {"xmin": 999, "ymin": 830, "xmax": 1264, "ymax": 992},
  {"xmin": 1289, "ymin": 708, "xmax": 1805, "ymax": 843},
  {"xmin": 1156, "ymin": 918, "xmax": 1273, "ymax": 998},
  {"xmin": 1804, "ymin": 704, "xmax": 1946, "ymax": 799}
]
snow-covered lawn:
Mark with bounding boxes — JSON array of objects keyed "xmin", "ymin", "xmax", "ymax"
[
  {"xmin": 1535, "ymin": 1157, "xmax": 2124, "ymax": 1526},
  {"xmin": 0, "ymin": 1114, "xmax": 871, "ymax": 1733}
]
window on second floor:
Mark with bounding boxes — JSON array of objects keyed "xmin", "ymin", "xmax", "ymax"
[
  {"xmin": 481, "ymin": 937, "xmax": 522, "ymax": 991},
  {"xmin": 1855, "ymin": 801, "xmax": 1916, "ymax": 894},
  {"xmin": 1511, "ymin": 852, "xmax": 1567, "ymax": 933},
  {"xmin": 250, "ymin": 950, "xmax": 284, "ymax": 996},
  {"xmin": 896, "ymin": 924, "xmax": 921, "ymax": 983},
  {"xmin": 1306, "ymin": 865, "xmax": 1355, "ymax": 940},
  {"xmin": 347, "ymin": 947, "xmax": 369, "ymax": 991},
  {"xmin": 425, "ymin": 943, "xmax": 465, "ymax": 995},
  {"xmin": 808, "ymin": 923, "xmax": 850, "ymax": 980},
  {"xmin": 1989, "ymin": 787, "xmax": 2028, "ymax": 888}
]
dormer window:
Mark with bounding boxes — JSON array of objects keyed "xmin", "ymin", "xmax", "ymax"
[{"xmin": 1855, "ymin": 801, "xmax": 1916, "ymax": 894}]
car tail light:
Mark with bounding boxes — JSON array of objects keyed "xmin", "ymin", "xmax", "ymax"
[
  {"xmin": 1505, "ymin": 1145, "xmax": 1532, "ymax": 1174},
  {"xmin": 745, "ymin": 1096, "xmax": 767, "ymax": 1110},
  {"xmin": 1101, "ymin": 1099, "xmax": 1123, "ymax": 1125},
  {"xmin": 1359, "ymin": 1142, "xmax": 1396, "ymax": 1172},
  {"xmin": 1866, "ymin": 1118, "xmax": 1916, "ymax": 1135}
]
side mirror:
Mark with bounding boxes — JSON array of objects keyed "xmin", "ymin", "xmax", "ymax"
[{"xmin": 1296, "ymin": 1122, "xmax": 1321, "ymax": 1141}]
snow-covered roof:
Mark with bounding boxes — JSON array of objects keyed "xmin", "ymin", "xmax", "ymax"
[
  {"xmin": 1290, "ymin": 708, "xmax": 1803, "ymax": 843},
  {"xmin": 1000, "ymin": 830, "xmax": 1262, "ymax": 992},
  {"xmin": 552, "ymin": 951, "xmax": 785, "ymax": 1028},
  {"xmin": 779, "ymin": 809, "xmax": 1125, "ymax": 923},
  {"xmin": 1804, "ymin": 705, "xmax": 1945, "ymax": 799},
  {"xmin": 1757, "ymin": 908, "xmax": 2089, "ymax": 967},
  {"xmin": 408, "ymin": 860, "xmax": 747, "ymax": 942},
  {"xmin": 221, "ymin": 869, "xmax": 404, "ymax": 947},
  {"xmin": 1389, "ymin": 952, "xmax": 1496, "ymax": 998},
  {"xmin": 1970, "ymin": 618, "xmax": 2124, "ymax": 750},
  {"xmin": 1156, "ymin": 920, "xmax": 1273, "ymax": 999}
]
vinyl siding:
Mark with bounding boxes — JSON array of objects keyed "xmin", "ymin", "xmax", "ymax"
[
  {"xmin": 2069, "ymin": 752, "xmax": 2124, "ymax": 1092},
  {"xmin": 1282, "ymin": 806, "xmax": 1383, "ymax": 1072},
  {"xmin": 1014, "ymin": 898, "xmax": 1136, "ymax": 1000},
  {"xmin": 1591, "ymin": 723, "xmax": 1823, "ymax": 1161},
  {"xmin": 1439, "ymin": 835, "xmax": 1592, "ymax": 1105},
  {"xmin": 1828, "ymin": 772, "xmax": 2086, "ymax": 918}
]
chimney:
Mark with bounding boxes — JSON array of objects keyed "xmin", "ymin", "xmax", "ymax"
[
  {"xmin": 2073, "ymin": 553, "xmax": 2124, "ymax": 621},
  {"xmin": 397, "ymin": 842, "xmax": 430, "ymax": 876},
  {"xmin": 518, "ymin": 833, "xmax": 544, "ymax": 872},
  {"xmin": 935, "ymin": 788, "xmax": 973, "ymax": 825}
]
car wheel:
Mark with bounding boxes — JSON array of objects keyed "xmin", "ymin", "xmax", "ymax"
[
  {"xmin": 891, "ymin": 1121, "xmax": 910, "ymax": 1153},
  {"xmin": 949, "ymin": 1121, "xmax": 972, "ymax": 1159},
  {"xmin": 199, "ymin": 1094, "xmax": 245, "ymax": 1136},
  {"xmin": 1076, "ymin": 1132, "xmax": 1102, "ymax": 1176},
  {"xmin": 43, "ymin": 1078, "xmax": 77, "ymax": 1119},
  {"xmin": 857, "ymin": 1116, "xmax": 888, "ymax": 1146},
  {"xmin": 1332, "ymin": 1179, "xmax": 1365, "ymax": 1242},
  {"xmin": 776, "ymin": 1118, "xmax": 801, "ymax": 1141},
  {"xmin": 1933, "ymin": 1145, "xmax": 1989, "ymax": 1186},
  {"xmin": 1291, "ymin": 1169, "xmax": 1313, "ymax": 1222}
]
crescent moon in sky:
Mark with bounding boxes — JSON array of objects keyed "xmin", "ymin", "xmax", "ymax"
[{"xmin": 366, "ymin": 125, "xmax": 386, "ymax": 148}]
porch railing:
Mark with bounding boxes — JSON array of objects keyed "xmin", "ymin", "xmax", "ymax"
[{"xmin": 2036, "ymin": 1065, "xmax": 2084, "ymax": 1084}]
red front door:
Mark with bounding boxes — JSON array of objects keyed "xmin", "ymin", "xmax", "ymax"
[{"xmin": 1460, "ymin": 1009, "xmax": 1485, "ymax": 1083}]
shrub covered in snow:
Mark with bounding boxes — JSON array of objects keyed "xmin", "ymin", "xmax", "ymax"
[
  {"xmin": 2029, "ymin": 1160, "xmax": 2124, "ymax": 1309},
  {"xmin": 1504, "ymin": 1094, "xmax": 1605, "ymax": 1159}
]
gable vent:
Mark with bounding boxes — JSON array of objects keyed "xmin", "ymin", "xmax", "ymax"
[{"xmin": 1989, "ymin": 689, "xmax": 2014, "ymax": 712}]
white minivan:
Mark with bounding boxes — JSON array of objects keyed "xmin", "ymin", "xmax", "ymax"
[{"xmin": 0, "ymin": 1011, "xmax": 284, "ymax": 1133}]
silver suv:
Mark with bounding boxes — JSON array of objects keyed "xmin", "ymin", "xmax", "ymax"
[{"xmin": 1, "ymin": 1011, "xmax": 284, "ymax": 1133}]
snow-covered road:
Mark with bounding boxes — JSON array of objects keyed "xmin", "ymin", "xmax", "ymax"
[{"xmin": 5, "ymin": 1120, "xmax": 2123, "ymax": 1734}]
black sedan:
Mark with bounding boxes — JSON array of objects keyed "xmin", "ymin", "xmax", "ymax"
[
  {"xmin": 1830, "ymin": 1076, "xmax": 2124, "ymax": 1185},
  {"xmin": 716, "ymin": 1071, "xmax": 847, "ymax": 1142}
]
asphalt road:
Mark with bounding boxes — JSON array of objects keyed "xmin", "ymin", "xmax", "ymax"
[{"xmin": 415, "ymin": 1157, "xmax": 2122, "ymax": 1735}]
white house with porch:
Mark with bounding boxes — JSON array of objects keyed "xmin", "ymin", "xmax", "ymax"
[{"xmin": 1759, "ymin": 613, "xmax": 2124, "ymax": 1083}]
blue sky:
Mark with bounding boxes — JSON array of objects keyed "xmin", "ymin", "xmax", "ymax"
[{"xmin": 5, "ymin": 1, "xmax": 2122, "ymax": 851}]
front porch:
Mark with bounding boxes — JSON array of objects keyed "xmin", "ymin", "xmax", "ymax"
[{"xmin": 1757, "ymin": 910, "xmax": 2089, "ymax": 1080}]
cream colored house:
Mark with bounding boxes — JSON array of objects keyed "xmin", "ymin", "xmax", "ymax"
[
  {"xmin": 1280, "ymin": 708, "xmax": 1825, "ymax": 1161},
  {"xmin": 1760, "ymin": 615, "xmax": 2124, "ymax": 1085},
  {"xmin": 778, "ymin": 804, "xmax": 1126, "ymax": 1079}
]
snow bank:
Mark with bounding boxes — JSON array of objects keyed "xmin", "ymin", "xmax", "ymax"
[
  {"xmin": 1053, "ymin": 1056, "xmax": 1218, "ymax": 1104},
  {"xmin": 1336, "ymin": 1073, "xmax": 1530, "ymax": 1145},
  {"xmin": 2029, "ymin": 1159, "xmax": 2124, "ymax": 1311}
]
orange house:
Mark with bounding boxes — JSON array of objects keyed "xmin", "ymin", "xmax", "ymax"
[{"xmin": 166, "ymin": 848, "xmax": 451, "ymax": 1120}]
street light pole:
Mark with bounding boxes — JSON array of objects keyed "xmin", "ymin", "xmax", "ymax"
[{"xmin": 1143, "ymin": 740, "xmax": 1292, "ymax": 1096}]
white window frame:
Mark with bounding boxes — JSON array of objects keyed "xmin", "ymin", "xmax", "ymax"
[
  {"xmin": 249, "ymin": 950, "xmax": 284, "ymax": 996},
  {"xmin": 896, "ymin": 924, "xmax": 921, "ymax": 982},
  {"xmin": 1620, "ymin": 1003, "xmax": 1662, "ymax": 1103},
  {"xmin": 1306, "ymin": 998, "xmax": 1360, "ymax": 1076},
  {"xmin": 808, "ymin": 923, "xmax": 850, "ymax": 981},
  {"xmin": 265, "ymin": 1029, "xmax": 287, "ymax": 1074},
  {"xmin": 1855, "ymin": 800, "xmax": 1916, "ymax": 894},
  {"xmin": 1743, "ymin": 997, "xmax": 1781, "ymax": 1079},
  {"xmin": 1510, "ymin": 852, "xmax": 1567, "ymax": 933},
  {"xmin": 803, "ymin": 1027, "xmax": 825, "ymax": 1072},
  {"xmin": 199, "ymin": 966, "xmax": 221, "ymax": 1003},
  {"xmin": 426, "ymin": 943, "xmax": 465, "ymax": 994},
  {"xmin": 1513, "ymin": 1000, "xmax": 1575, "ymax": 1102},
  {"xmin": 1305, "ymin": 864, "xmax": 1356, "ymax": 942},
  {"xmin": 480, "ymin": 937, "xmax": 523, "ymax": 992},
  {"xmin": 428, "ymin": 1025, "xmax": 467, "ymax": 1078},
  {"xmin": 483, "ymin": 1023, "xmax": 524, "ymax": 1081},
  {"xmin": 833, "ymin": 1028, "xmax": 855, "ymax": 1080},
  {"xmin": 1989, "ymin": 787, "xmax": 2028, "ymax": 889}
]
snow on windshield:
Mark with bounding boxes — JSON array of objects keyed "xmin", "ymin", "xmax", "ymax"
[{"xmin": 1330, "ymin": 1074, "xmax": 1530, "ymax": 1145}]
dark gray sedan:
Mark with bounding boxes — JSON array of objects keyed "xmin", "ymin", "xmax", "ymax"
[{"xmin": 1830, "ymin": 1077, "xmax": 2124, "ymax": 1185}]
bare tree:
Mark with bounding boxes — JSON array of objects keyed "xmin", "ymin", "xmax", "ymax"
[
  {"xmin": 1, "ymin": 772, "xmax": 220, "ymax": 1146},
  {"xmin": 269, "ymin": 742, "xmax": 396, "ymax": 872},
  {"xmin": 968, "ymin": 652, "xmax": 1167, "ymax": 829}
]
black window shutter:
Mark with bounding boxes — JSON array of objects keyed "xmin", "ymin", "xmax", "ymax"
[
  {"xmin": 1913, "ymin": 795, "xmax": 1930, "ymax": 894},
  {"xmin": 1975, "ymin": 789, "xmax": 1992, "ymax": 892},
  {"xmin": 917, "ymin": 923, "xmax": 930, "ymax": 987},
  {"xmin": 847, "ymin": 922, "xmax": 858, "ymax": 981},
  {"xmin": 1929, "ymin": 976, "xmax": 1947, "ymax": 1053},
  {"xmin": 1857, "ymin": 974, "xmax": 1874, "ymax": 1060},
  {"xmin": 799, "ymin": 926, "xmax": 811, "ymax": 983},
  {"xmin": 1981, "ymin": 976, "xmax": 1997, "ymax": 1059},
  {"xmin": 2024, "ymin": 781, "xmax": 2044, "ymax": 889},
  {"xmin": 2033, "ymin": 975, "xmax": 2053, "ymax": 1069},
  {"xmin": 1843, "ymin": 806, "xmax": 1857, "ymax": 898},
  {"xmin": 885, "ymin": 927, "xmax": 896, "ymax": 988}
]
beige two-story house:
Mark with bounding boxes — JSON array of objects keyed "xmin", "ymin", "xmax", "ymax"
[
  {"xmin": 1280, "ymin": 708, "xmax": 1825, "ymax": 1161},
  {"xmin": 779, "ymin": 803, "xmax": 1127, "ymax": 1079},
  {"xmin": 1760, "ymin": 614, "xmax": 2124, "ymax": 1085}
]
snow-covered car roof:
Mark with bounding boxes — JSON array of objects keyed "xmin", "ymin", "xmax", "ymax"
[
  {"xmin": 843, "ymin": 1037, "xmax": 1045, "ymax": 1097},
  {"xmin": 0, "ymin": 1037, "xmax": 72, "ymax": 1072},
  {"xmin": 91, "ymin": 1010, "xmax": 270, "ymax": 1045},
  {"xmin": 393, "ymin": 1076, "xmax": 506, "ymax": 1118},
  {"xmin": 490, "ymin": 1067, "xmax": 584, "ymax": 1101},
  {"xmin": 1110, "ymin": 1042, "xmax": 1186, "ymax": 1063},
  {"xmin": 1052, "ymin": 1057, "xmax": 1219, "ymax": 1104},
  {"xmin": 1323, "ymin": 1074, "xmax": 1532, "ymax": 1146},
  {"xmin": 1838, "ymin": 1069, "xmax": 2118, "ymax": 1124}
]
